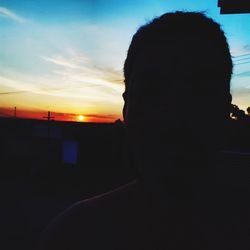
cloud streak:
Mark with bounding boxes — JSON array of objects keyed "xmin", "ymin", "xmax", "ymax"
[
  {"xmin": 41, "ymin": 56, "xmax": 81, "ymax": 69},
  {"xmin": 0, "ymin": 75, "xmax": 36, "ymax": 91},
  {"xmin": 0, "ymin": 6, "xmax": 27, "ymax": 23},
  {"xmin": 231, "ymin": 44, "xmax": 250, "ymax": 57},
  {"xmin": 234, "ymin": 71, "xmax": 250, "ymax": 78},
  {"xmin": 41, "ymin": 52, "xmax": 124, "ymax": 95},
  {"xmin": 0, "ymin": 90, "xmax": 28, "ymax": 95},
  {"xmin": 0, "ymin": 50, "xmax": 124, "ymax": 117}
]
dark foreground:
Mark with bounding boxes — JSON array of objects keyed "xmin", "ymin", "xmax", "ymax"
[{"xmin": 0, "ymin": 117, "xmax": 249, "ymax": 249}]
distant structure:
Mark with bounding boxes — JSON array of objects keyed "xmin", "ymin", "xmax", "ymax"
[
  {"xmin": 218, "ymin": 0, "xmax": 250, "ymax": 14},
  {"xmin": 14, "ymin": 107, "xmax": 16, "ymax": 118},
  {"xmin": 43, "ymin": 111, "xmax": 55, "ymax": 121}
]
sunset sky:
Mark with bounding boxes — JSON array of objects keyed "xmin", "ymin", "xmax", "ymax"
[{"xmin": 0, "ymin": 0, "xmax": 250, "ymax": 122}]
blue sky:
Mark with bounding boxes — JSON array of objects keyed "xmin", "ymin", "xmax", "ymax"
[{"xmin": 0, "ymin": 0, "xmax": 250, "ymax": 120}]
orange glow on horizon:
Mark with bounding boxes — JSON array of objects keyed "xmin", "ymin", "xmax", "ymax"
[{"xmin": 0, "ymin": 107, "xmax": 121, "ymax": 123}]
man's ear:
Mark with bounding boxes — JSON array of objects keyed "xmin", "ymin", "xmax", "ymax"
[
  {"xmin": 229, "ymin": 93, "xmax": 232, "ymax": 104},
  {"xmin": 226, "ymin": 93, "xmax": 232, "ymax": 117},
  {"xmin": 228, "ymin": 93, "xmax": 232, "ymax": 110},
  {"xmin": 122, "ymin": 104, "xmax": 127, "ymax": 123},
  {"xmin": 122, "ymin": 92, "xmax": 127, "ymax": 123}
]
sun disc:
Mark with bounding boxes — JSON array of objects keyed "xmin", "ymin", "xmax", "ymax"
[{"xmin": 78, "ymin": 115, "xmax": 85, "ymax": 121}]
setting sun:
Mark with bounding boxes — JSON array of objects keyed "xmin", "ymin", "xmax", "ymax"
[{"xmin": 78, "ymin": 115, "xmax": 85, "ymax": 121}]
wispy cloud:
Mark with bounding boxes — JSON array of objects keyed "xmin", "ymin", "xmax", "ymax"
[
  {"xmin": 234, "ymin": 71, "xmax": 250, "ymax": 78},
  {"xmin": 0, "ymin": 75, "xmax": 36, "ymax": 91},
  {"xmin": 231, "ymin": 44, "xmax": 250, "ymax": 57},
  {"xmin": 41, "ymin": 52, "xmax": 124, "ymax": 95},
  {"xmin": 0, "ymin": 90, "xmax": 28, "ymax": 95},
  {"xmin": 0, "ymin": 6, "xmax": 27, "ymax": 23},
  {"xmin": 41, "ymin": 56, "xmax": 81, "ymax": 69},
  {"xmin": 0, "ymin": 50, "xmax": 124, "ymax": 116}
]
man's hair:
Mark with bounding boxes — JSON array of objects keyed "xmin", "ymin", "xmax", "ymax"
[{"xmin": 123, "ymin": 11, "xmax": 233, "ymax": 95}]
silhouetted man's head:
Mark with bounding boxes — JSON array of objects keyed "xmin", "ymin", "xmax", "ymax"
[{"xmin": 123, "ymin": 12, "xmax": 232, "ymax": 164}]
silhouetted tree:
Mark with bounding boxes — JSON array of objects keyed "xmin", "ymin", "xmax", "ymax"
[
  {"xmin": 230, "ymin": 104, "xmax": 248, "ymax": 121},
  {"xmin": 247, "ymin": 106, "xmax": 250, "ymax": 116}
]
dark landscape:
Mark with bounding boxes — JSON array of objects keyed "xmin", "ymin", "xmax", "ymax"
[{"xmin": 0, "ymin": 114, "xmax": 249, "ymax": 249}]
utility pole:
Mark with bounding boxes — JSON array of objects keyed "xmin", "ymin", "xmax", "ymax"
[
  {"xmin": 43, "ymin": 111, "xmax": 54, "ymax": 121},
  {"xmin": 43, "ymin": 111, "xmax": 55, "ymax": 138},
  {"xmin": 43, "ymin": 111, "xmax": 55, "ymax": 167}
]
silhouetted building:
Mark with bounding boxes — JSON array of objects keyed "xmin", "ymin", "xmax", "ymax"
[{"xmin": 218, "ymin": 0, "xmax": 250, "ymax": 14}]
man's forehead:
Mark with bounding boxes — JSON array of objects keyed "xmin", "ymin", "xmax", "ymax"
[{"xmin": 130, "ymin": 37, "xmax": 220, "ymax": 83}]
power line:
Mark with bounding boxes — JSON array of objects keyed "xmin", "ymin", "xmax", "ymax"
[
  {"xmin": 234, "ymin": 61, "xmax": 250, "ymax": 66},
  {"xmin": 233, "ymin": 53, "xmax": 250, "ymax": 58},
  {"xmin": 0, "ymin": 112, "xmax": 14, "ymax": 117},
  {"xmin": 233, "ymin": 57, "xmax": 250, "ymax": 62},
  {"xmin": 234, "ymin": 70, "xmax": 250, "ymax": 76}
]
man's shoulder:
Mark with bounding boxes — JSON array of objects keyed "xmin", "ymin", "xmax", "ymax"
[
  {"xmin": 59, "ymin": 179, "xmax": 139, "ymax": 219},
  {"xmin": 39, "ymin": 180, "xmax": 144, "ymax": 250}
]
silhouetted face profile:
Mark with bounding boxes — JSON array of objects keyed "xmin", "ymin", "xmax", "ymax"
[{"xmin": 123, "ymin": 12, "xmax": 232, "ymax": 177}]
